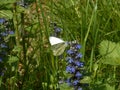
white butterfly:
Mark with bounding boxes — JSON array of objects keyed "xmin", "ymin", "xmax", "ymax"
[{"xmin": 49, "ymin": 36, "xmax": 68, "ymax": 56}]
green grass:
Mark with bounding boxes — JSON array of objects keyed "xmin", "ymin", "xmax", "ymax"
[{"xmin": 0, "ymin": 0, "xmax": 120, "ymax": 90}]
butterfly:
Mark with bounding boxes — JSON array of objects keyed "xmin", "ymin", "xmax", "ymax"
[{"xmin": 49, "ymin": 36, "xmax": 68, "ymax": 56}]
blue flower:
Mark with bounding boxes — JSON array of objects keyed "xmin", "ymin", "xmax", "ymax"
[
  {"xmin": 0, "ymin": 43, "xmax": 7, "ymax": 48},
  {"xmin": 66, "ymin": 57, "xmax": 74, "ymax": 63},
  {"xmin": 75, "ymin": 53, "xmax": 82, "ymax": 59},
  {"xmin": 54, "ymin": 27, "xmax": 62, "ymax": 33},
  {"xmin": 75, "ymin": 71, "xmax": 82, "ymax": 78},
  {"xmin": 67, "ymin": 49, "xmax": 74, "ymax": 55},
  {"xmin": 0, "ymin": 32, "xmax": 8, "ymax": 36},
  {"xmin": 51, "ymin": 23, "xmax": 62, "ymax": 37},
  {"xmin": 75, "ymin": 44, "xmax": 81, "ymax": 50},
  {"xmin": 74, "ymin": 61, "xmax": 84, "ymax": 67},
  {"xmin": 8, "ymin": 31, "xmax": 14, "ymax": 35},
  {"xmin": 66, "ymin": 78, "xmax": 72, "ymax": 86},
  {"xmin": 74, "ymin": 86, "xmax": 83, "ymax": 90},
  {"xmin": 65, "ymin": 43, "xmax": 84, "ymax": 90},
  {"xmin": 66, "ymin": 66, "xmax": 75, "ymax": 73},
  {"xmin": 0, "ymin": 72, "xmax": 4, "ymax": 76},
  {"xmin": 0, "ymin": 18, "xmax": 5, "ymax": 24},
  {"xmin": 73, "ymin": 80, "xmax": 79, "ymax": 86},
  {"xmin": 78, "ymin": 87, "xmax": 82, "ymax": 90}
]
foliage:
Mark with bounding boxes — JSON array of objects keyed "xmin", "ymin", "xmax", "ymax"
[
  {"xmin": 0, "ymin": 0, "xmax": 120, "ymax": 90},
  {"xmin": 99, "ymin": 40, "xmax": 120, "ymax": 65}
]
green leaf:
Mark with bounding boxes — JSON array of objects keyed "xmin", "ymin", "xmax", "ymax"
[
  {"xmin": 99, "ymin": 40, "xmax": 120, "ymax": 65},
  {"xmin": 105, "ymin": 84, "xmax": 115, "ymax": 90},
  {"xmin": 0, "ymin": 10, "xmax": 13, "ymax": 19},
  {"xmin": 93, "ymin": 84, "xmax": 115, "ymax": 90},
  {"xmin": 0, "ymin": 0, "xmax": 16, "ymax": 19},
  {"xmin": 93, "ymin": 63, "xmax": 99, "ymax": 72},
  {"xmin": 0, "ymin": 0, "xmax": 16, "ymax": 5},
  {"xmin": 80, "ymin": 76, "xmax": 92, "ymax": 84},
  {"xmin": 12, "ymin": 46, "xmax": 21, "ymax": 52},
  {"xmin": 59, "ymin": 83, "xmax": 74, "ymax": 90},
  {"xmin": 16, "ymin": 6, "xmax": 26, "ymax": 13},
  {"xmin": 7, "ymin": 56, "xmax": 19, "ymax": 64},
  {"xmin": 0, "ymin": 0, "xmax": 16, "ymax": 10}
]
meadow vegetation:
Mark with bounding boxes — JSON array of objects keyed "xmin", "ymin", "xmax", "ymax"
[{"xmin": 0, "ymin": 0, "xmax": 120, "ymax": 90}]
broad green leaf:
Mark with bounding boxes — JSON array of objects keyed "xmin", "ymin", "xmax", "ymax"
[
  {"xmin": 100, "ymin": 56, "xmax": 120, "ymax": 65},
  {"xmin": 80, "ymin": 76, "xmax": 92, "ymax": 84},
  {"xmin": 0, "ymin": 10, "xmax": 13, "ymax": 19},
  {"xmin": 99, "ymin": 40, "xmax": 120, "ymax": 65}
]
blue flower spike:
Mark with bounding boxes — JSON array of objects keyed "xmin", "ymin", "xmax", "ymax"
[{"xmin": 65, "ymin": 43, "xmax": 84, "ymax": 90}]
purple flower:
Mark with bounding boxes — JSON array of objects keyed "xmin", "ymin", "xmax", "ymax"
[
  {"xmin": 54, "ymin": 27, "xmax": 62, "ymax": 33},
  {"xmin": 0, "ymin": 32, "xmax": 8, "ymax": 36},
  {"xmin": 65, "ymin": 43, "xmax": 84, "ymax": 90},
  {"xmin": 74, "ymin": 61, "xmax": 84, "ymax": 67},
  {"xmin": 51, "ymin": 23, "xmax": 62, "ymax": 37},
  {"xmin": 8, "ymin": 31, "xmax": 14, "ymax": 35},
  {"xmin": 67, "ymin": 49, "xmax": 74, "ymax": 55},
  {"xmin": 66, "ymin": 78, "xmax": 72, "ymax": 86},
  {"xmin": 73, "ymin": 80, "xmax": 79, "ymax": 86},
  {"xmin": 66, "ymin": 66, "xmax": 75, "ymax": 73},
  {"xmin": 0, "ymin": 72, "xmax": 4, "ymax": 76},
  {"xmin": 75, "ymin": 71, "xmax": 82, "ymax": 78},
  {"xmin": 75, "ymin": 44, "xmax": 81, "ymax": 50},
  {"xmin": 66, "ymin": 57, "xmax": 74, "ymax": 63},
  {"xmin": 78, "ymin": 87, "xmax": 82, "ymax": 90},
  {"xmin": 0, "ymin": 18, "xmax": 5, "ymax": 24},
  {"xmin": 75, "ymin": 53, "xmax": 82, "ymax": 59},
  {"xmin": 0, "ymin": 43, "xmax": 7, "ymax": 48}
]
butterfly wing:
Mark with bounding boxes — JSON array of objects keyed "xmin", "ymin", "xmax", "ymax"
[
  {"xmin": 51, "ymin": 43, "xmax": 67, "ymax": 56},
  {"xmin": 49, "ymin": 36, "xmax": 64, "ymax": 45},
  {"xmin": 49, "ymin": 36, "xmax": 68, "ymax": 56}
]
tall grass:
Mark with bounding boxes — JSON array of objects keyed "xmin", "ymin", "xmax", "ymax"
[{"xmin": 0, "ymin": 0, "xmax": 120, "ymax": 90}]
